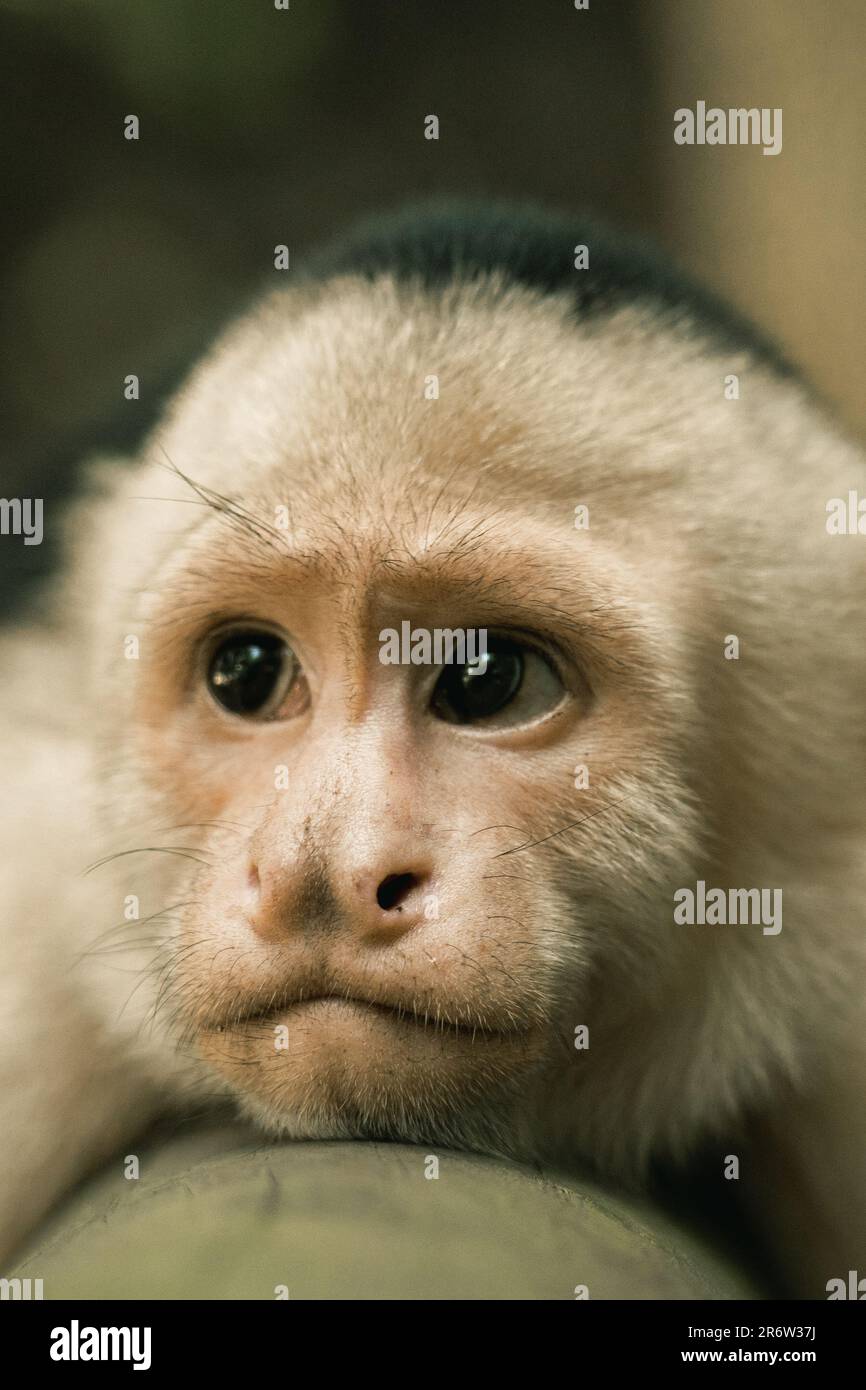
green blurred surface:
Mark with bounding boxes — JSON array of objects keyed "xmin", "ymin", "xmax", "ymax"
[{"xmin": 10, "ymin": 1122, "xmax": 759, "ymax": 1300}]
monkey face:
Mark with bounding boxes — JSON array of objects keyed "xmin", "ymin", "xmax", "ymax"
[{"xmin": 112, "ymin": 280, "xmax": 705, "ymax": 1157}]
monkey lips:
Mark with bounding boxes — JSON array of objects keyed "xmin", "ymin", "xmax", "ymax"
[{"xmin": 190, "ymin": 963, "xmax": 549, "ymax": 1146}]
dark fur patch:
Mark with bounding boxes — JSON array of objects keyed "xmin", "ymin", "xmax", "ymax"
[{"xmin": 305, "ymin": 198, "xmax": 794, "ymax": 374}]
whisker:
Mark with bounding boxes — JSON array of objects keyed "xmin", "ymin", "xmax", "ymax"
[
  {"xmin": 83, "ymin": 848, "xmax": 211, "ymax": 876},
  {"xmin": 493, "ymin": 800, "xmax": 621, "ymax": 857}
]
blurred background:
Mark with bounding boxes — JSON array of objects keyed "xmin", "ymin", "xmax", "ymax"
[{"xmin": 1, "ymin": 0, "xmax": 864, "ymax": 602}]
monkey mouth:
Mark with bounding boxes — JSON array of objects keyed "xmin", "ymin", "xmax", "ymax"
[
  {"xmin": 193, "ymin": 985, "xmax": 548, "ymax": 1131},
  {"xmin": 201, "ymin": 991, "xmax": 529, "ymax": 1042}
]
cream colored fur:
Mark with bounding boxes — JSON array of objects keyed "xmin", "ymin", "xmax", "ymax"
[{"xmin": 1, "ymin": 273, "xmax": 864, "ymax": 1295}]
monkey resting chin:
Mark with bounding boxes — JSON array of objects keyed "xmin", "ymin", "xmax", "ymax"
[{"xmin": 0, "ymin": 202, "xmax": 864, "ymax": 1299}]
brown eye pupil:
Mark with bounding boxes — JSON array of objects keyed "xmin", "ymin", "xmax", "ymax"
[{"xmin": 208, "ymin": 631, "xmax": 287, "ymax": 716}]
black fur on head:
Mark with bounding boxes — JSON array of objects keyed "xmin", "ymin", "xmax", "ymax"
[{"xmin": 305, "ymin": 197, "xmax": 794, "ymax": 375}]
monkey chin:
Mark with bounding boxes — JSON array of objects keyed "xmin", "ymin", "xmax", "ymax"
[{"xmin": 195, "ymin": 997, "xmax": 546, "ymax": 1150}]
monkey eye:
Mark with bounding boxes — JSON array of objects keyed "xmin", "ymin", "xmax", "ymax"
[
  {"xmin": 206, "ymin": 628, "xmax": 306, "ymax": 719},
  {"xmin": 430, "ymin": 636, "xmax": 564, "ymax": 727}
]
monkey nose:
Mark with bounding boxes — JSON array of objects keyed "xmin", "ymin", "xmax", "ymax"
[
  {"xmin": 348, "ymin": 865, "xmax": 431, "ymax": 933},
  {"xmin": 330, "ymin": 825, "xmax": 436, "ymax": 931},
  {"xmin": 320, "ymin": 858, "xmax": 436, "ymax": 939},
  {"xmin": 375, "ymin": 871, "xmax": 421, "ymax": 913}
]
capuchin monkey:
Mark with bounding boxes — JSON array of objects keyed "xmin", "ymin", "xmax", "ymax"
[{"xmin": 1, "ymin": 203, "xmax": 864, "ymax": 1297}]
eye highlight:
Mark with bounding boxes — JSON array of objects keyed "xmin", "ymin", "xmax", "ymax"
[
  {"xmin": 429, "ymin": 636, "xmax": 565, "ymax": 728},
  {"xmin": 206, "ymin": 628, "xmax": 307, "ymax": 720}
]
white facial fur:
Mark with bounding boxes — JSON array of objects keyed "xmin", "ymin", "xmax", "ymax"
[{"xmin": 1, "ymin": 273, "xmax": 864, "ymax": 1290}]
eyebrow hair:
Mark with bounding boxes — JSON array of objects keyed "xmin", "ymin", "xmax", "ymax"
[
  {"xmin": 138, "ymin": 440, "xmax": 659, "ymax": 662},
  {"xmin": 145, "ymin": 504, "xmax": 649, "ymax": 675},
  {"xmin": 154, "ymin": 449, "xmax": 292, "ymax": 556}
]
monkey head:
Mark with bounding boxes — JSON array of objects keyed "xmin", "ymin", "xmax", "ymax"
[{"xmin": 70, "ymin": 209, "xmax": 865, "ymax": 1175}]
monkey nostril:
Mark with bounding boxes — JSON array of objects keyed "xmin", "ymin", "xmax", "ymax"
[{"xmin": 376, "ymin": 872, "xmax": 418, "ymax": 912}]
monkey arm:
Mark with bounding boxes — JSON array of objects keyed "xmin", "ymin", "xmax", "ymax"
[
  {"xmin": 0, "ymin": 682, "xmax": 170, "ymax": 1267},
  {"xmin": 0, "ymin": 968, "xmax": 162, "ymax": 1267}
]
